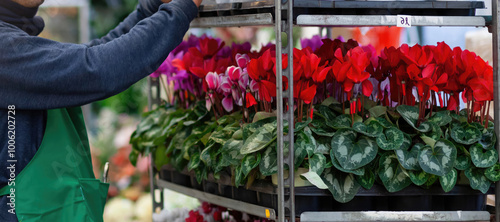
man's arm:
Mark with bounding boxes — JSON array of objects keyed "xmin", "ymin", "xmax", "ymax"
[
  {"xmin": 86, "ymin": 0, "xmax": 167, "ymax": 46},
  {"xmin": 0, "ymin": 0, "xmax": 199, "ymax": 110}
]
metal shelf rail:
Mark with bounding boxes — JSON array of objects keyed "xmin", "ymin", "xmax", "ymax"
[{"xmin": 147, "ymin": 1, "xmax": 500, "ymax": 221}]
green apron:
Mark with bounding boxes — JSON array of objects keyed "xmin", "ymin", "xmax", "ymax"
[{"xmin": 0, "ymin": 108, "xmax": 109, "ymax": 222}]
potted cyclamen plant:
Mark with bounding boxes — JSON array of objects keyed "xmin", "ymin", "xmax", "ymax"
[{"xmin": 130, "ymin": 34, "xmax": 499, "ymax": 212}]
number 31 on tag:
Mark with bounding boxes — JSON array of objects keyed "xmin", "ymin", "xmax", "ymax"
[{"xmin": 397, "ymin": 15, "xmax": 411, "ymax": 27}]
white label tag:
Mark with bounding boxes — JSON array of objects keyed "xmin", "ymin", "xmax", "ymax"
[{"xmin": 397, "ymin": 15, "xmax": 411, "ymax": 27}]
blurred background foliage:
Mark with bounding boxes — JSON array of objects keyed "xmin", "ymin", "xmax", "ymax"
[{"xmin": 90, "ymin": 0, "xmax": 148, "ymax": 116}]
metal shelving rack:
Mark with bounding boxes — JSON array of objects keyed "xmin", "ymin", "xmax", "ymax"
[{"xmin": 148, "ymin": 1, "xmax": 500, "ymax": 221}]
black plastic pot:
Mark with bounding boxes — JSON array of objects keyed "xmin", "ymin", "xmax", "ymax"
[{"xmin": 160, "ymin": 166, "xmax": 490, "ymax": 217}]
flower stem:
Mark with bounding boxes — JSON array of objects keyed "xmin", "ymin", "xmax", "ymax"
[
  {"xmin": 299, "ymin": 99, "xmax": 303, "ymax": 122},
  {"xmin": 486, "ymin": 100, "xmax": 491, "ymax": 128},
  {"xmin": 210, "ymin": 95, "xmax": 218, "ymax": 121}
]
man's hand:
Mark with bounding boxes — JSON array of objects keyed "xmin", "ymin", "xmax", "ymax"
[
  {"xmin": 161, "ymin": 0, "xmax": 202, "ymax": 7},
  {"xmin": 192, "ymin": 0, "xmax": 202, "ymax": 7}
]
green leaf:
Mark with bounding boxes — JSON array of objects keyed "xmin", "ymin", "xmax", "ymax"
[
  {"xmin": 352, "ymin": 121, "xmax": 383, "ymax": 137},
  {"xmin": 408, "ymin": 170, "xmax": 430, "ymax": 186},
  {"xmin": 428, "ymin": 111, "xmax": 452, "ymax": 127},
  {"xmin": 309, "ymin": 153, "xmax": 327, "ymax": 175},
  {"xmin": 455, "ymin": 155, "xmax": 472, "ymax": 170},
  {"xmin": 465, "ymin": 167, "xmax": 491, "ymax": 194},
  {"xmin": 454, "ymin": 143, "xmax": 471, "ymax": 171},
  {"xmin": 129, "ymin": 150, "xmax": 139, "ymax": 166},
  {"xmin": 295, "ymin": 143, "xmax": 309, "ymax": 169},
  {"xmin": 315, "ymin": 136, "xmax": 331, "ymax": 154},
  {"xmin": 187, "ymin": 151, "xmax": 201, "ymax": 171},
  {"xmin": 470, "ymin": 143, "xmax": 499, "ymax": 168},
  {"xmin": 310, "ymin": 119, "xmax": 336, "ymax": 137},
  {"xmin": 135, "ymin": 110, "xmax": 161, "ymax": 135},
  {"xmin": 439, "ymin": 168, "xmax": 458, "ymax": 192},
  {"xmin": 243, "ymin": 117, "xmax": 276, "ymax": 141},
  {"xmin": 252, "ymin": 111, "xmax": 277, "ymax": 123},
  {"xmin": 421, "ymin": 136, "xmax": 436, "ymax": 148},
  {"xmin": 193, "ymin": 101, "xmax": 209, "ymax": 119},
  {"xmin": 240, "ymin": 123, "xmax": 276, "ymax": 154},
  {"xmin": 171, "ymin": 149, "xmax": 188, "ymax": 172},
  {"xmin": 378, "ymin": 152, "xmax": 412, "ymax": 192},
  {"xmin": 232, "ymin": 129, "xmax": 243, "ymax": 140},
  {"xmin": 369, "ymin": 106, "xmax": 387, "ymax": 118},
  {"xmin": 148, "ymin": 127, "xmax": 165, "ymax": 146},
  {"xmin": 331, "ymin": 129, "xmax": 378, "ymax": 170},
  {"xmin": 296, "ymin": 127, "xmax": 317, "ymax": 158},
  {"xmin": 450, "ymin": 123, "xmax": 482, "ymax": 145},
  {"xmin": 396, "ymin": 105, "xmax": 431, "ymax": 132},
  {"xmin": 200, "ymin": 132, "xmax": 211, "ymax": 145},
  {"xmin": 479, "ymin": 128, "xmax": 497, "ymax": 150},
  {"xmin": 330, "ymin": 153, "xmax": 365, "ymax": 176},
  {"xmin": 234, "ymin": 165, "xmax": 243, "ymax": 187},
  {"xmin": 221, "ymin": 139, "xmax": 245, "ymax": 166},
  {"xmin": 400, "ymin": 133, "xmax": 412, "ymax": 150},
  {"xmin": 295, "ymin": 118, "xmax": 312, "ymax": 132},
  {"xmin": 162, "ymin": 112, "xmax": 189, "ymax": 137},
  {"xmin": 376, "ymin": 127, "xmax": 405, "ymax": 150},
  {"xmin": 396, "ymin": 143, "xmax": 423, "ymax": 170},
  {"xmin": 259, "ymin": 146, "xmax": 278, "ymax": 176},
  {"xmin": 210, "ymin": 126, "xmax": 240, "ymax": 145},
  {"xmin": 418, "ymin": 139, "xmax": 457, "ymax": 176},
  {"xmin": 317, "ymin": 105, "xmax": 337, "ymax": 122},
  {"xmin": 241, "ymin": 153, "xmax": 261, "ymax": 177},
  {"xmin": 422, "ymin": 175, "xmax": 439, "ymax": 189},
  {"xmin": 301, "ymin": 171, "xmax": 328, "ymax": 189},
  {"xmin": 182, "ymin": 123, "xmax": 217, "ymax": 152},
  {"xmin": 376, "ymin": 117, "xmax": 394, "ymax": 128},
  {"xmin": 485, "ymin": 163, "xmax": 500, "ymax": 182},
  {"xmin": 166, "ymin": 125, "xmax": 193, "ymax": 153},
  {"xmin": 423, "ymin": 122, "xmax": 443, "ymax": 141},
  {"xmin": 321, "ymin": 168, "xmax": 360, "ymax": 203},
  {"xmin": 451, "ymin": 111, "xmax": 468, "ymax": 122},
  {"xmin": 194, "ymin": 165, "xmax": 208, "ymax": 184},
  {"xmin": 362, "ymin": 96, "xmax": 378, "ymax": 110},
  {"xmin": 355, "ymin": 168, "xmax": 375, "ymax": 189},
  {"xmin": 322, "ymin": 97, "xmax": 340, "ymax": 106},
  {"xmin": 200, "ymin": 144, "xmax": 219, "ymax": 168},
  {"xmin": 329, "ymin": 114, "xmax": 352, "ymax": 129}
]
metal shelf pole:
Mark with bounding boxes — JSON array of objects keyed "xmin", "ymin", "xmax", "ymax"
[
  {"xmin": 493, "ymin": 0, "xmax": 500, "ymax": 221},
  {"xmin": 276, "ymin": 0, "xmax": 295, "ymax": 220},
  {"xmin": 148, "ymin": 77, "xmax": 163, "ymax": 213}
]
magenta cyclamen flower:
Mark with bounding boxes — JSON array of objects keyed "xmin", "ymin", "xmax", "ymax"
[
  {"xmin": 150, "ymin": 53, "xmax": 175, "ymax": 78},
  {"xmin": 300, "ymin": 35, "xmax": 324, "ymax": 51}
]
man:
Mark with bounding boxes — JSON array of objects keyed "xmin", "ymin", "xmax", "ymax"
[{"xmin": 0, "ymin": 0, "xmax": 201, "ymax": 221}]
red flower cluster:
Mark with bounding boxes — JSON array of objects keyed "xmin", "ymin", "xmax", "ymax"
[
  {"xmin": 155, "ymin": 35, "xmax": 493, "ymax": 125},
  {"xmin": 370, "ymin": 42, "xmax": 493, "ymax": 124},
  {"xmin": 186, "ymin": 210, "xmax": 205, "ymax": 222}
]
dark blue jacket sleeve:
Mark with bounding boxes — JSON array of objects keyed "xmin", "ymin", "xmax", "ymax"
[
  {"xmin": 87, "ymin": 0, "xmax": 164, "ymax": 46},
  {"xmin": 0, "ymin": 0, "xmax": 198, "ymax": 110}
]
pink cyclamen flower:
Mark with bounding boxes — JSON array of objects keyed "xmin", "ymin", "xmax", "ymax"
[
  {"xmin": 227, "ymin": 66, "xmax": 242, "ymax": 82},
  {"xmin": 205, "ymin": 72, "xmax": 220, "ymax": 111},
  {"xmin": 222, "ymin": 96, "xmax": 234, "ymax": 112},
  {"xmin": 205, "ymin": 72, "xmax": 220, "ymax": 91},
  {"xmin": 221, "ymin": 66, "xmax": 247, "ymax": 107},
  {"xmin": 235, "ymin": 53, "xmax": 250, "ymax": 69}
]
